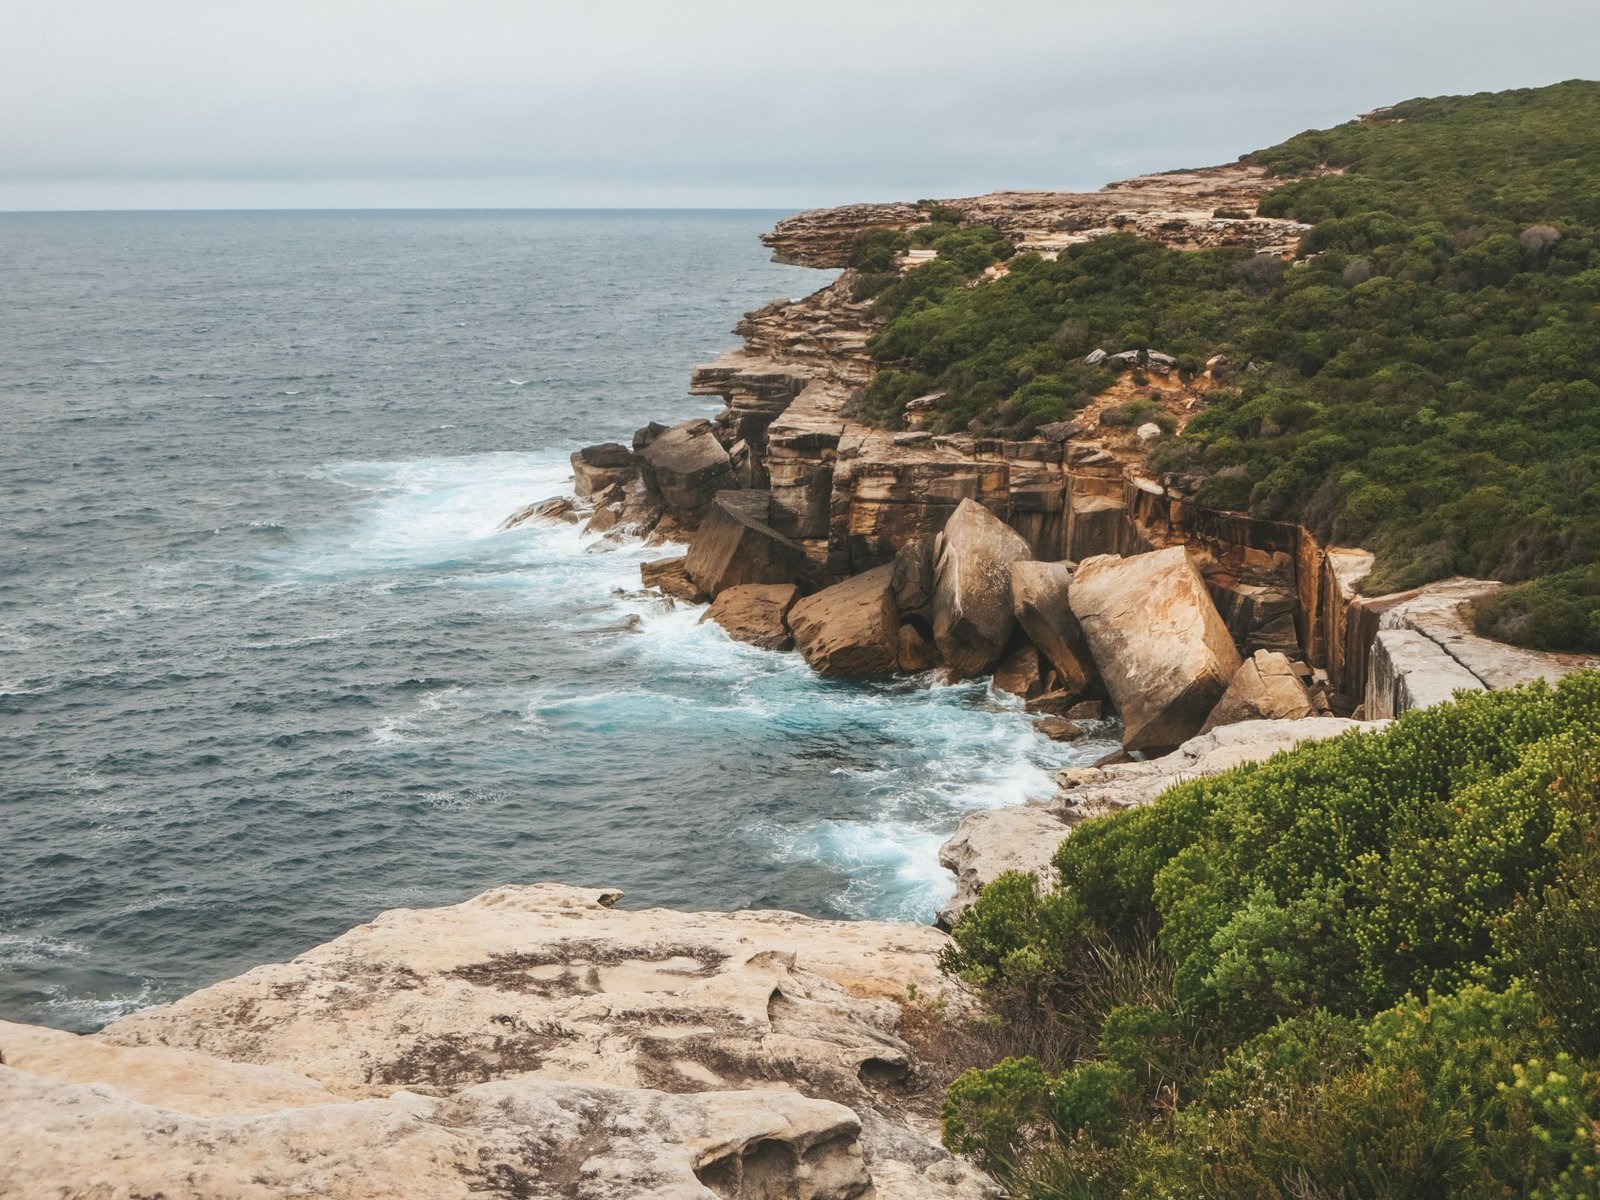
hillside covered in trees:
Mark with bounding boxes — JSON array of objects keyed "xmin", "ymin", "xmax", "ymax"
[{"xmin": 853, "ymin": 81, "xmax": 1600, "ymax": 650}]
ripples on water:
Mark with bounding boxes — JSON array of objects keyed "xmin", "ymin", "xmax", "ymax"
[{"xmin": 0, "ymin": 210, "xmax": 1117, "ymax": 1031}]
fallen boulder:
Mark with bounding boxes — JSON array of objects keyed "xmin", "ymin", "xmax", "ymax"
[
  {"xmin": 789, "ymin": 564, "xmax": 901, "ymax": 678},
  {"xmin": 700, "ymin": 583, "xmax": 801, "ymax": 651},
  {"xmin": 1009, "ymin": 560, "xmax": 1096, "ymax": 700},
  {"xmin": 684, "ymin": 491, "xmax": 808, "ymax": 597},
  {"xmin": 640, "ymin": 556, "xmax": 708, "ymax": 604},
  {"xmin": 1068, "ymin": 546, "xmax": 1243, "ymax": 754},
  {"xmin": 931, "ymin": 499, "xmax": 1034, "ymax": 678},
  {"xmin": 636, "ymin": 419, "xmax": 736, "ymax": 529},
  {"xmin": 890, "ymin": 536, "xmax": 937, "ymax": 617},
  {"xmin": 1200, "ymin": 649, "xmax": 1315, "ymax": 733},
  {"xmin": 992, "ymin": 644, "xmax": 1044, "ymax": 699},
  {"xmin": 570, "ymin": 442, "xmax": 637, "ymax": 499}
]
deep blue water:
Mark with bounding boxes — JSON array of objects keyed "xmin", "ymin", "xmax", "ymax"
[{"xmin": 0, "ymin": 210, "xmax": 1112, "ymax": 1031}]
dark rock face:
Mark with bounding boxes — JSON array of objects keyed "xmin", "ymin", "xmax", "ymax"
[
  {"xmin": 683, "ymin": 492, "xmax": 810, "ymax": 598},
  {"xmin": 1009, "ymin": 560, "xmax": 1097, "ymax": 703},
  {"xmin": 931, "ymin": 500, "xmax": 1034, "ymax": 679},
  {"xmin": 788, "ymin": 564, "xmax": 901, "ymax": 678},
  {"xmin": 636, "ymin": 420, "xmax": 737, "ymax": 530},
  {"xmin": 701, "ymin": 584, "xmax": 802, "ymax": 652},
  {"xmin": 571, "ymin": 443, "xmax": 638, "ymax": 499},
  {"xmin": 896, "ymin": 623, "xmax": 937, "ymax": 672},
  {"xmin": 640, "ymin": 556, "xmax": 709, "ymax": 605}
]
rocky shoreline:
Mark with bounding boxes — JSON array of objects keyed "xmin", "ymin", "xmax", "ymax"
[{"xmin": 6, "ymin": 170, "xmax": 1598, "ymax": 1198}]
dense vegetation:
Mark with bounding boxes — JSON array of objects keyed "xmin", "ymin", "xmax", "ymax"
[
  {"xmin": 939, "ymin": 673, "xmax": 1600, "ymax": 1198},
  {"xmin": 851, "ymin": 81, "xmax": 1600, "ymax": 645}
]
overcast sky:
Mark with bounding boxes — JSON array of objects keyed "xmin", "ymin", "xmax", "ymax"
[{"xmin": 4, "ymin": 0, "xmax": 1597, "ymax": 211}]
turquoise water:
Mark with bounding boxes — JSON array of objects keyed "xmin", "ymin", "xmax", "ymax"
[{"xmin": 0, "ymin": 210, "xmax": 1113, "ymax": 1030}]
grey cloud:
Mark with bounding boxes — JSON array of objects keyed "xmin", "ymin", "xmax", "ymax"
[{"xmin": 3, "ymin": 0, "xmax": 1597, "ymax": 209}]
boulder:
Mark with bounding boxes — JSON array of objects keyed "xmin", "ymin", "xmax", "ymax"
[
  {"xmin": 1064, "ymin": 700, "xmax": 1102, "ymax": 721},
  {"xmin": 1034, "ymin": 717, "xmax": 1085, "ymax": 741},
  {"xmin": 1008, "ymin": 560, "xmax": 1096, "ymax": 700},
  {"xmin": 931, "ymin": 499, "xmax": 1034, "ymax": 678},
  {"xmin": 936, "ymin": 807, "xmax": 1072, "ymax": 928},
  {"xmin": 570, "ymin": 442, "xmax": 637, "ymax": 499},
  {"xmin": 992, "ymin": 645, "xmax": 1043, "ymax": 699},
  {"xmin": 896, "ymin": 623, "xmax": 937, "ymax": 672},
  {"xmin": 788, "ymin": 564, "xmax": 901, "ymax": 678},
  {"xmin": 700, "ymin": 583, "xmax": 801, "ymax": 651},
  {"xmin": 636, "ymin": 419, "xmax": 736, "ymax": 529},
  {"xmin": 890, "ymin": 536, "xmax": 937, "ymax": 617},
  {"xmin": 499, "ymin": 496, "xmax": 579, "ymax": 530},
  {"xmin": 639, "ymin": 556, "xmax": 708, "ymax": 604},
  {"xmin": 1068, "ymin": 547, "xmax": 1244, "ymax": 754},
  {"xmin": 683, "ymin": 491, "xmax": 809, "ymax": 597},
  {"xmin": 1200, "ymin": 650, "xmax": 1315, "ymax": 733}
]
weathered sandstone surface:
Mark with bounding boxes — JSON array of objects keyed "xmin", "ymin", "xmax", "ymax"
[
  {"xmin": 1200, "ymin": 648, "xmax": 1315, "ymax": 733},
  {"xmin": 789, "ymin": 564, "xmax": 902, "ymax": 678},
  {"xmin": 1068, "ymin": 547, "xmax": 1243, "ymax": 754},
  {"xmin": 4, "ymin": 885, "xmax": 996, "ymax": 1200},
  {"xmin": 931, "ymin": 499, "xmax": 1034, "ymax": 678},
  {"xmin": 702, "ymin": 582, "xmax": 801, "ymax": 651}
]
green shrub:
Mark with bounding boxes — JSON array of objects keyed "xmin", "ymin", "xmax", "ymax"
[
  {"xmin": 1473, "ymin": 565, "xmax": 1600, "ymax": 654},
  {"xmin": 943, "ymin": 674, "xmax": 1600, "ymax": 1196}
]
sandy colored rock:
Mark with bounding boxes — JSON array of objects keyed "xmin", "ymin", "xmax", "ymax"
[
  {"xmin": 636, "ymin": 418, "xmax": 737, "ymax": 530},
  {"xmin": 1009, "ymin": 560, "xmax": 1096, "ymax": 699},
  {"xmin": 684, "ymin": 490, "xmax": 808, "ymax": 596},
  {"xmin": 897, "ymin": 622, "xmax": 937, "ymax": 672},
  {"xmin": 937, "ymin": 806, "xmax": 1073, "ymax": 928},
  {"xmin": 570, "ymin": 442, "xmax": 638, "ymax": 499},
  {"xmin": 891, "ymin": 536, "xmax": 937, "ymax": 616},
  {"xmin": 991, "ymin": 644, "xmax": 1043, "ymax": 699},
  {"xmin": 500, "ymin": 495, "xmax": 581, "ymax": 530},
  {"xmin": 931, "ymin": 499, "xmax": 1034, "ymax": 678},
  {"xmin": 788, "ymin": 564, "xmax": 902, "ymax": 678},
  {"xmin": 701, "ymin": 583, "xmax": 801, "ymax": 651},
  {"xmin": 1200, "ymin": 649, "xmax": 1315, "ymax": 733},
  {"xmin": 79, "ymin": 883, "xmax": 986, "ymax": 1199},
  {"xmin": 1034, "ymin": 717, "xmax": 1084, "ymax": 741},
  {"xmin": 0, "ymin": 1065, "xmax": 873, "ymax": 1200},
  {"xmin": 1069, "ymin": 547, "xmax": 1243, "ymax": 754},
  {"xmin": 640, "ymin": 555, "xmax": 709, "ymax": 604}
]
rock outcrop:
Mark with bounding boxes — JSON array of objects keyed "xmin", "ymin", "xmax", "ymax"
[
  {"xmin": 684, "ymin": 491, "xmax": 809, "ymax": 596},
  {"xmin": 1069, "ymin": 547, "xmax": 1243, "ymax": 754},
  {"xmin": 637, "ymin": 419, "xmax": 737, "ymax": 530},
  {"xmin": 5, "ymin": 884, "xmax": 995, "ymax": 1200},
  {"xmin": 640, "ymin": 555, "xmax": 709, "ymax": 605},
  {"xmin": 931, "ymin": 499, "xmax": 1034, "ymax": 678},
  {"xmin": 1008, "ymin": 560, "xmax": 1096, "ymax": 700},
  {"xmin": 570, "ymin": 442, "xmax": 638, "ymax": 499},
  {"xmin": 1200, "ymin": 649, "xmax": 1315, "ymax": 732},
  {"xmin": 789, "ymin": 564, "xmax": 902, "ymax": 678},
  {"xmin": 701, "ymin": 583, "xmax": 801, "ymax": 651}
]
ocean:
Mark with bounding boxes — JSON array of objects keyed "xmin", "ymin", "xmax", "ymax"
[{"xmin": 0, "ymin": 209, "xmax": 1113, "ymax": 1031}]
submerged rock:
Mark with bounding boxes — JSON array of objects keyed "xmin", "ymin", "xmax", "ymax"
[
  {"xmin": 1068, "ymin": 547, "xmax": 1243, "ymax": 754},
  {"xmin": 931, "ymin": 499, "xmax": 1034, "ymax": 678},
  {"xmin": 789, "ymin": 564, "xmax": 902, "ymax": 678},
  {"xmin": 701, "ymin": 583, "xmax": 801, "ymax": 651},
  {"xmin": 500, "ymin": 495, "xmax": 581, "ymax": 530}
]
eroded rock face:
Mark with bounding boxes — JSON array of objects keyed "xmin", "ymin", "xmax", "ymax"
[
  {"xmin": 571, "ymin": 443, "xmax": 638, "ymax": 499},
  {"xmin": 702, "ymin": 583, "xmax": 801, "ymax": 651},
  {"xmin": 789, "ymin": 564, "xmax": 902, "ymax": 678},
  {"xmin": 23, "ymin": 884, "xmax": 995, "ymax": 1200},
  {"xmin": 0, "ymin": 1060, "xmax": 875, "ymax": 1200},
  {"xmin": 1068, "ymin": 547, "xmax": 1243, "ymax": 754},
  {"xmin": 1200, "ymin": 649, "xmax": 1315, "ymax": 733},
  {"xmin": 685, "ymin": 491, "xmax": 809, "ymax": 597},
  {"xmin": 1009, "ymin": 560, "xmax": 1096, "ymax": 700},
  {"xmin": 641, "ymin": 555, "xmax": 709, "ymax": 605},
  {"xmin": 932, "ymin": 500, "xmax": 1034, "ymax": 679},
  {"xmin": 637, "ymin": 419, "xmax": 737, "ymax": 530}
]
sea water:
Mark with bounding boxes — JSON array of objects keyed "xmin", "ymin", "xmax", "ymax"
[{"xmin": 0, "ymin": 210, "xmax": 1115, "ymax": 1031}]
